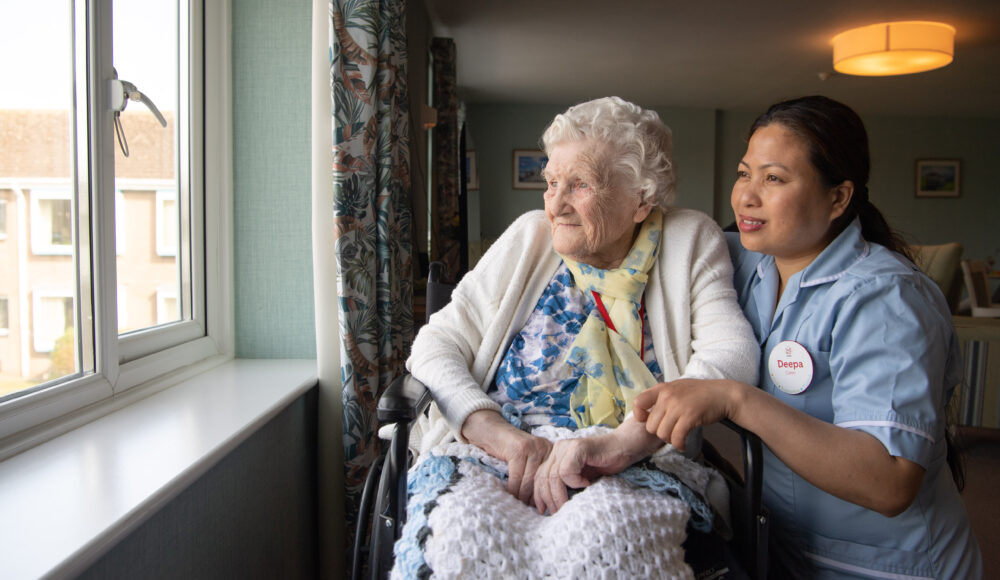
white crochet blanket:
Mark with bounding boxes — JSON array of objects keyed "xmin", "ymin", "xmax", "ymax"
[{"xmin": 390, "ymin": 426, "xmax": 718, "ymax": 580}]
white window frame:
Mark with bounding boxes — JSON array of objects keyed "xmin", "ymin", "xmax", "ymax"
[{"xmin": 0, "ymin": 0, "xmax": 234, "ymax": 457}]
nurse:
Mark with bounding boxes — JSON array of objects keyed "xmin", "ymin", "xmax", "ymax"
[{"xmin": 634, "ymin": 96, "xmax": 983, "ymax": 578}]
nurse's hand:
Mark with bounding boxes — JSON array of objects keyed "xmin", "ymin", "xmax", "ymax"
[
  {"xmin": 633, "ymin": 379, "xmax": 744, "ymax": 451},
  {"xmin": 461, "ymin": 409, "xmax": 553, "ymax": 505}
]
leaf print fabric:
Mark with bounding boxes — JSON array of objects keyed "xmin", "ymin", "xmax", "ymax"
[{"xmin": 331, "ymin": 0, "xmax": 413, "ymax": 559}]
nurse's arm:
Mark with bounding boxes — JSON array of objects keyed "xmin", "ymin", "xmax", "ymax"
[
  {"xmin": 634, "ymin": 379, "xmax": 925, "ymax": 517},
  {"xmin": 734, "ymin": 383, "xmax": 924, "ymax": 517}
]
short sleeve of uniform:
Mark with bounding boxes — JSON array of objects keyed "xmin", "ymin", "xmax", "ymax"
[{"xmin": 828, "ymin": 274, "xmax": 955, "ymax": 468}]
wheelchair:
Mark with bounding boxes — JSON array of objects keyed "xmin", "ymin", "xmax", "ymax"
[{"xmin": 351, "ymin": 263, "xmax": 769, "ymax": 580}]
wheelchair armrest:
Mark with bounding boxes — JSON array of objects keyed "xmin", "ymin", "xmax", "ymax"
[
  {"xmin": 720, "ymin": 420, "xmax": 763, "ymax": 489},
  {"xmin": 719, "ymin": 418, "xmax": 768, "ymax": 580},
  {"xmin": 377, "ymin": 373, "xmax": 434, "ymax": 424}
]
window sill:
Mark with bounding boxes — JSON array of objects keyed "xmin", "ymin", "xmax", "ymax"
[{"xmin": 0, "ymin": 358, "xmax": 318, "ymax": 580}]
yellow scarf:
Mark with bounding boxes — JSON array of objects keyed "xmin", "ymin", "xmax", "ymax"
[{"xmin": 560, "ymin": 209, "xmax": 663, "ymax": 428}]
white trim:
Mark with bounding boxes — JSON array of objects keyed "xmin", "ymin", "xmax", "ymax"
[
  {"xmin": 311, "ymin": 0, "xmax": 345, "ymax": 575},
  {"xmin": 836, "ymin": 420, "xmax": 935, "ymax": 443},
  {"xmin": 804, "ymin": 552, "xmax": 933, "ymax": 580},
  {"xmin": 204, "ymin": 0, "xmax": 235, "ymax": 358}
]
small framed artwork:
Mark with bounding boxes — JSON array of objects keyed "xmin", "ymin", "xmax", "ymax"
[
  {"xmin": 915, "ymin": 159, "xmax": 960, "ymax": 198},
  {"xmin": 513, "ymin": 149, "xmax": 548, "ymax": 189},
  {"xmin": 465, "ymin": 150, "xmax": 479, "ymax": 190}
]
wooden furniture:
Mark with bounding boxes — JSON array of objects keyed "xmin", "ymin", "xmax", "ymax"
[
  {"xmin": 952, "ymin": 316, "xmax": 1000, "ymax": 428},
  {"xmin": 960, "ymin": 260, "xmax": 1000, "ymax": 317}
]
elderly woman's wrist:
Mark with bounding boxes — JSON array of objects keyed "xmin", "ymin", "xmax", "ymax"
[
  {"xmin": 460, "ymin": 409, "xmax": 514, "ymax": 453},
  {"xmin": 615, "ymin": 416, "xmax": 664, "ymax": 461}
]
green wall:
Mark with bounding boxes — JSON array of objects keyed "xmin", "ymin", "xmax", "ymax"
[
  {"xmin": 471, "ymin": 101, "xmax": 1000, "ymax": 264},
  {"xmin": 227, "ymin": 0, "xmax": 1000, "ymax": 356},
  {"xmin": 232, "ymin": 0, "xmax": 316, "ymax": 358},
  {"xmin": 715, "ymin": 110, "xmax": 1000, "ymax": 261},
  {"xmin": 467, "ymin": 102, "xmax": 719, "ymax": 242},
  {"xmin": 866, "ymin": 115, "xmax": 1000, "ymax": 260}
]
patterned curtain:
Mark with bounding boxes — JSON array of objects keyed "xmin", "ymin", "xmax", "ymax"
[
  {"xmin": 430, "ymin": 38, "xmax": 463, "ymax": 282},
  {"xmin": 330, "ymin": 0, "xmax": 414, "ymax": 554}
]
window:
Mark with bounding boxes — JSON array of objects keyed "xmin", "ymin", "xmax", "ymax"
[
  {"xmin": 155, "ymin": 189, "xmax": 178, "ymax": 257},
  {"xmin": 0, "ymin": 297, "xmax": 8, "ymax": 335},
  {"xmin": 0, "ymin": 0, "xmax": 231, "ymax": 451},
  {"xmin": 156, "ymin": 285, "xmax": 179, "ymax": 325},
  {"xmin": 29, "ymin": 190, "xmax": 73, "ymax": 256},
  {"xmin": 0, "ymin": 198, "xmax": 8, "ymax": 239},
  {"xmin": 31, "ymin": 289, "xmax": 74, "ymax": 354}
]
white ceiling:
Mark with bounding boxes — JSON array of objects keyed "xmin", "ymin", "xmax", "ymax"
[{"xmin": 422, "ymin": 0, "xmax": 1000, "ymax": 118}]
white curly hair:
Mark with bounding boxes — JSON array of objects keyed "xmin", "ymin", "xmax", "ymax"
[{"xmin": 541, "ymin": 96, "xmax": 675, "ymax": 211}]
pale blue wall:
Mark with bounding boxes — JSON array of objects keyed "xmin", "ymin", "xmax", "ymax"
[
  {"xmin": 467, "ymin": 102, "xmax": 719, "ymax": 242},
  {"xmin": 465, "ymin": 103, "xmax": 562, "ymax": 240},
  {"xmin": 232, "ymin": 0, "xmax": 316, "ymax": 358},
  {"xmin": 227, "ymin": 0, "xmax": 1000, "ymax": 357},
  {"xmin": 866, "ymin": 115, "xmax": 1000, "ymax": 261}
]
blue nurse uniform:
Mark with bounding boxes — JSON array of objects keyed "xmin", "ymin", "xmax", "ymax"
[{"xmin": 728, "ymin": 219, "xmax": 982, "ymax": 579}]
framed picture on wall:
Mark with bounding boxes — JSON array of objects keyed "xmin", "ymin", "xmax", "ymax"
[
  {"xmin": 465, "ymin": 150, "xmax": 479, "ymax": 190},
  {"xmin": 915, "ymin": 159, "xmax": 960, "ymax": 198},
  {"xmin": 513, "ymin": 149, "xmax": 548, "ymax": 189}
]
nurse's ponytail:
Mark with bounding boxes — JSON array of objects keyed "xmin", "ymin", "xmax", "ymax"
[{"xmin": 748, "ymin": 96, "xmax": 911, "ymax": 260}]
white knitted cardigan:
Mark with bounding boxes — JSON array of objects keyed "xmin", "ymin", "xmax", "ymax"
[{"xmin": 406, "ymin": 208, "xmax": 759, "ymax": 451}]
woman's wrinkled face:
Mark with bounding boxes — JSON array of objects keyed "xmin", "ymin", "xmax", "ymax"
[
  {"xmin": 543, "ymin": 140, "xmax": 652, "ymax": 270},
  {"xmin": 730, "ymin": 123, "xmax": 851, "ymax": 278}
]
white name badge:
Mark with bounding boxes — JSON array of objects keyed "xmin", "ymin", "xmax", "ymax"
[{"xmin": 767, "ymin": 340, "xmax": 814, "ymax": 395}]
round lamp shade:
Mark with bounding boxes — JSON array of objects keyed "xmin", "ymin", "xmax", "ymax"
[{"xmin": 832, "ymin": 21, "xmax": 955, "ymax": 76}]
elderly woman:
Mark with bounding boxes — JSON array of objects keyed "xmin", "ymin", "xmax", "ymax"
[{"xmin": 395, "ymin": 97, "xmax": 758, "ymax": 578}]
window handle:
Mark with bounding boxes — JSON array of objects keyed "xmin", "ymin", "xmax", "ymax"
[{"xmin": 110, "ymin": 67, "xmax": 167, "ymax": 157}]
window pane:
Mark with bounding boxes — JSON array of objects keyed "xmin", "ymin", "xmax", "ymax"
[
  {"xmin": 0, "ymin": 1, "xmax": 81, "ymax": 396},
  {"xmin": 114, "ymin": 0, "xmax": 183, "ymax": 334},
  {"xmin": 0, "ymin": 198, "xmax": 8, "ymax": 238}
]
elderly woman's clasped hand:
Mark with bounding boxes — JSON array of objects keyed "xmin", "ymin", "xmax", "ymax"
[
  {"xmin": 532, "ymin": 417, "xmax": 663, "ymax": 514},
  {"xmin": 461, "ymin": 409, "xmax": 553, "ymax": 504}
]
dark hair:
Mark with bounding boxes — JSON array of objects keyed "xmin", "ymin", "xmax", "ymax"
[
  {"xmin": 748, "ymin": 95, "xmax": 910, "ymax": 260},
  {"xmin": 751, "ymin": 96, "xmax": 970, "ymax": 489}
]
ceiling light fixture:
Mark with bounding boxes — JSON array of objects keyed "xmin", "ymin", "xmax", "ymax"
[{"xmin": 832, "ymin": 21, "xmax": 955, "ymax": 76}]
